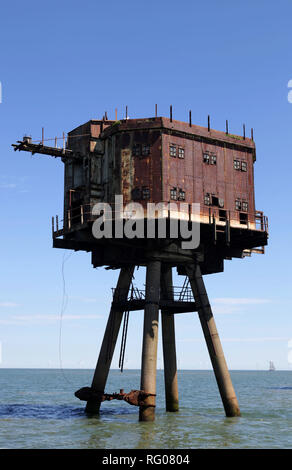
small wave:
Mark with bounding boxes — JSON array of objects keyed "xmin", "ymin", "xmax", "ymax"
[
  {"xmin": 269, "ymin": 387, "xmax": 292, "ymax": 390},
  {"xmin": 0, "ymin": 404, "xmax": 85, "ymax": 420},
  {"xmin": 0, "ymin": 402, "xmax": 138, "ymax": 420}
]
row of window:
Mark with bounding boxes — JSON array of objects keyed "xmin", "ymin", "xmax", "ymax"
[
  {"xmin": 131, "ymin": 186, "xmax": 186, "ymax": 201},
  {"xmin": 204, "ymin": 193, "xmax": 249, "ymax": 212},
  {"xmin": 131, "ymin": 187, "xmax": 249, "ymax": 209},
  {"xmin": 133, "ymin": 143, "xmax": 187, "ymax": 159},
  {"xmin": 131, "ymin": 144, "xmax": 248, "ymax": 174},
  {"xmin": 203, "ymin": 153, "xmax": 248, "ymax": 172},
  {"xmin": 170, "ymin": 148, "xmax": 247, "ymax": 172},
  {"xmin": 131, "ymin": 188, "xmax": 249, "ymax": 214}
]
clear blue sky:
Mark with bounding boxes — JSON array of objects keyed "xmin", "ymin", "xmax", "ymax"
[{"xmin": 1, "ymin": 0, "xmax": 292, "ymax": 370}]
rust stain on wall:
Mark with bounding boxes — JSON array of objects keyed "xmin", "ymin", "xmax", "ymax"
[{"xmin": 121, "ymin": 148, "xmax": 133, "ymax": 203}]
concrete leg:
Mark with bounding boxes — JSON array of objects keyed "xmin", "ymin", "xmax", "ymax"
[
  {"xmin": 85, "ymin": 266, "xmax": 134, "ymax": 413},
  {"xmin": 161, "ymin": 265, "xmax": 179, "ymax": 412},
  {"xmin": 186, "ymin": 264, "xmax": 241, "ymax": 417},
  {"xmin": 139, "ymin": 260, "xmax": 161, "ymax": 422}
]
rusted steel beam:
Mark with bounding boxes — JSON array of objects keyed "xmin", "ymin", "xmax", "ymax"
[
  {"xmin": 186, "ymin": 263, "xmax": 241, "ymax": 417},
  {"xmin": 75, "ymin": 387, "xmax": 155, "ymax": 407},
  {"xmin": 12, "ymin": 140, "xmax": 81, "ymax": 160},
  {"xmin": 112, "ymin": 298, "xmax": 198, "ymax": 313},
  {"xmin": 85, "ymin": 266, "xmax": 135, "ymax": 414}
]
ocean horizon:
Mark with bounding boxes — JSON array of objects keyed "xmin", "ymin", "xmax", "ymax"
[{"xmin": 1, "ymin": 367, "xmax": 291, "ymax": 371}]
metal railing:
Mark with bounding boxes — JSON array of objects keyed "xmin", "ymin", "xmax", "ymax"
[
  {"xmin": 112, "ymin": 284, "xmax": 194, "ymax": 303},
  {"xmin": 52, "ymin": 201, "xmax": 268, "ymax": 238}
]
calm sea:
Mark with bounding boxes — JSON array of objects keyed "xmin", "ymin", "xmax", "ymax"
[{"xmin": 0, "ymin": 369, "xmax": 291, "ymax": 449}]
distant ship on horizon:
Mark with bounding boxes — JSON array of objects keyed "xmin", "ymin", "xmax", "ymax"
[{"xmin": 269, "ymin": 361, "xmax": 276, "ymax": 371}]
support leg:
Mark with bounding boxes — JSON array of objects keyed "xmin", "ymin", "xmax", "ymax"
[
  {"xmin": 186, "ymin": 264, "xmax": 241, "ymax": 417},
  {"xmin": 161, "ymin": 265, "xmax": 179, "ymax": 412},
  {"xmin": 85, "ymin": 266, "xmax": 134, "ymax": 413},
  {"xmin": 139, "ymin": 260, "xmax": 161, "ymax": 422}
]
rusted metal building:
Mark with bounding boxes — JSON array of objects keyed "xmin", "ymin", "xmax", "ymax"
[
  {"xmin": 49, "ymin": 116, "xmax": 267, "ymax": 272},
  {"xmin": 13, "ymin": 112, "xmax": 268, "ymax": 422},
  {"xmin": 66, "ymin": 117, "xmax": 257, "ymax": 215}
]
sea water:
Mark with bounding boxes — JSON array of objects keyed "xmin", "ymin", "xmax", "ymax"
[{"xmin": 0, "ymin": 369, "xmax": 291, "ymax": 449}]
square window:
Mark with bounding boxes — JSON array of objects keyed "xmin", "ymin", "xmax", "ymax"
[
  {"xmin": 170, "ymin": 145, "xmax": 177, "ymax": 157},
  {"xmin": 242, "ymin": 201, "xmax": 248, "ymax": 212},
  {"xmin": 203, "ymin": 153, "xmax": 210, "ymax": 164},
  {"xmin": 210, "ymin": 154, "xmax": 217, "ymax": 165},
  {"xmin": 178, "ymin": 147, "xmax": 185, "ymax": 159},
  {"xmin": 204, "ymin": 193, "xmax": 211, "ymax": 205},
  {"xmin": 241, "ymin": 161, "xmax": 247, "ymax": 172},
  {"xmin": 133, "ymin": 144, "xmax": 141, "ymax": 157},
  {"xmin": 178, "ymin": 189, "xmax": 185, "ymax": 201},
  {"xmin": 142, "ymin": 144, "xmax": 150, "ymax": 156},
  {"xmin": 170, "ymin": 187, "xmax": 177, "ymax": 200},
  {"xmin": 142, "ymin": 187, "xmax": 150, "ymax": 200},
  {"xmin": 234, "ymin": 160, "xmax": 241, "ymax": 170},
  {"xmin": 235, "ymin": 199, "xmax": 242, "ymax": 211}
]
